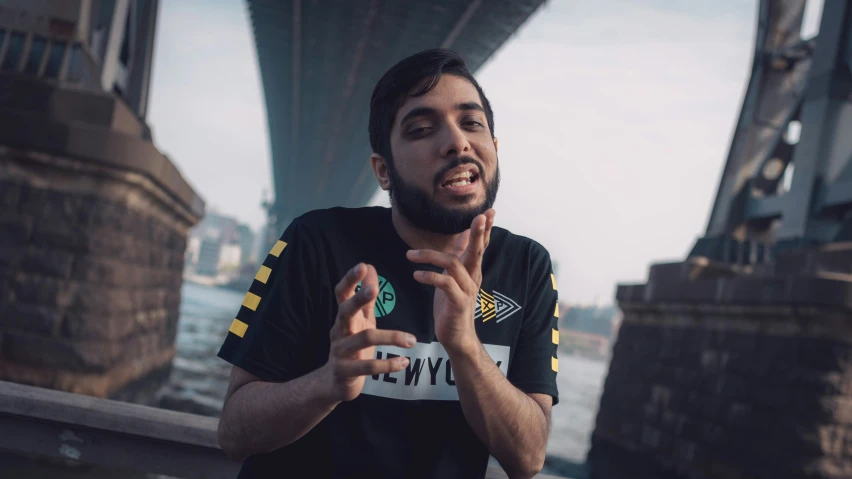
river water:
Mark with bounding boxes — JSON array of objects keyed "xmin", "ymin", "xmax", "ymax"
[{"xmin": 162, "ymin": 283, "xmax": 609, "ymax": 476}]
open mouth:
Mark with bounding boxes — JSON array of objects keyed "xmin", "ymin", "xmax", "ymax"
[{"xmin": 440, "ymin": 168, "xmax": 480, "ymax": 189}]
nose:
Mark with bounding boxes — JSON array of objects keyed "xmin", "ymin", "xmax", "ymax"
[{"xmin": 439, "ymin": 123, "xmax": 471, "ymax": 158}]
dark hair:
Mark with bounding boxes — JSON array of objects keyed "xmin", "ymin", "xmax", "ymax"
[{"xmin": 369, "ymin": 48, "xmax": 495, "ymax": 161}]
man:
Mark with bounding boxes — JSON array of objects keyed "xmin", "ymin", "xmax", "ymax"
[{"xmin": 216, "ymin": 49, "xmax": 559, "ymax": 479}]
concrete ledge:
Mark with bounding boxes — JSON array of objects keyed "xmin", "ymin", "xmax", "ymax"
[{"xmin": 617, "ymin": 264, "xmax": 852, "ymax": 310}]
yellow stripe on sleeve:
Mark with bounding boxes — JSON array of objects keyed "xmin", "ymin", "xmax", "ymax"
[
  {"xmin": 255, "ymin": 265, "xmax": 272, "ymax": 284},
  {"xmin": 242, "ymin": 292, "xmax": 261, "ymax": 311},
  {"xmin": 551, "ymin": 357, "xmax": 559, "ymax": 372},
  {"xmin": 270, "ymin": 240, "xmax": 287, "ymax": 257},
  {"xmin": 551, "ymin": 273, "xmax": 558, "ymax": 290},
  {"xmin": 554, "ymin": 303, "xmax": 559, "ymax": 317},
  {"xmin": 552, "ymin": 329, "xmax": 559, "ymax": 345},
  {"xmin": 229, "ymin": 319, "xmax": 248, "ymax": 338}
]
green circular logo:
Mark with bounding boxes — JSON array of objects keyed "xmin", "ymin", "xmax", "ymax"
[{"xmin": 356, "ymin": 275, "xmax": 396, "ymax": 317}]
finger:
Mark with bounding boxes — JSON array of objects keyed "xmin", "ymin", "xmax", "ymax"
[
  {"xmin": 406, "ymin": 250, "xmax": 471, "ymax": 290},
  {"xmin": 360, "ymin": 264, "xmax": 379, "ymax": 325},
  {"xmin": 452, "ymin": 229, "xmax": 471, "ymax": 257},
  {"xmin": 337, "ymin": 282, "xmax": 378, "ymax": 327},
  {"xmin": 334, "ymin": 263, "xmax": 368, "ymax": 304},
  {"xmin": 337, "ymin": 357, "xmax": 410, "ymax": 377},
  {"xmin": 462, "ymin": 214, "xmax": 488, "ymax": 272},
  {"xmin": 413, "ymin": 270, "xmax": 466, "ymax": 300},
  {"xmin": 482, "ymin": 209, "xmax": 496, "ymax": 250},
  {"xmin": 333, "ymin": 329, "xmax": 416, "ymax": 358}
]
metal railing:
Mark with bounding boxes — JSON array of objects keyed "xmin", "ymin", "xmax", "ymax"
[{"xmin": 0, "ymin": 380, "xmax": 560, "ymax": 478}]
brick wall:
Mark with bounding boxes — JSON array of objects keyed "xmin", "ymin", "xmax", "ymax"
[{"xmin": 589, "ymin": 251, "xmax": 852, "ymax": 479}]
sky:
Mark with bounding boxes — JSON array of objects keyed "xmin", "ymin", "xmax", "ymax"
[{"xmin": 148, "ymin": 0, "xmax": 825, "ymax": 305}]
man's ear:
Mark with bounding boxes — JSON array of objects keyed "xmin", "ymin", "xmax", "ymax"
[
  {"xmin": 493, "ymin": 137, "xmax": 499, "ymax": 153},
  {"xmin": 371, "ymin": 154, "xmax": 392, "ymax": 191}
]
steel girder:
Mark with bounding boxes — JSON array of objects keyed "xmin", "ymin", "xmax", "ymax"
[{"xmin": 693, "ymin": 0, "xmax": 852, "ymax": 262}]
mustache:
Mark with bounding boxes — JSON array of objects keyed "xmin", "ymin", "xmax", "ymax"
[{"xmin": 433, "ymin": 157, "xmax": 485, "ymax": 187}]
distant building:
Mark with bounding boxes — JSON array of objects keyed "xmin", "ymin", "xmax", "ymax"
[
  {"xmin": 253, "ymin": 224, "xmax": 267, "ymax": 261},
  {"xmin": 560, "ymin": 303, "xmax": 618, "ymax": 339},
  {"xmin": 236, "ymin": 223, "xmax": 256, "ymax": 265},
  {"xmin": 193, "ymin": 212, "xmax": 239, "ymax": 244},
  {"xmin": 195, "ymin": 238, "xmax": 221, "ymax": 276},
  {"xmin": 186, "ymin": 212, "xmax": 250, "ymax": 278},
  {"xmin": 560, "ymin": 330, "xmax": 611, "ymax": 360}
]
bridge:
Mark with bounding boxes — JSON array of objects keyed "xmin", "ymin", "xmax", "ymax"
[{"xmin": 246, "ymin": 0, "xmax": 546, "ymax": 238}]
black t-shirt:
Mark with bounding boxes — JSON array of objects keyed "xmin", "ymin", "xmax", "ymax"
[{"xmin": 217, "ymin": 206, "xmax": 559, "ymax": 478}]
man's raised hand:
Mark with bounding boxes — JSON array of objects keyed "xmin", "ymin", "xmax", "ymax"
[
  {"xmin": 322, "ymin": 263, "xmax": 415, "ymax": 402},
  {"xmin": 406, "ymin": 209, "xmax": 496, "ymax": 354}
]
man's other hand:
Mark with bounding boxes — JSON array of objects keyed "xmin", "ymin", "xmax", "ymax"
[{"xmin": 322, "ymin": 263, "xmax": 416, "ymax": 402}]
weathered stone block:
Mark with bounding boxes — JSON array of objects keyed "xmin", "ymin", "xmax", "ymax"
[
  {"xmin": 798, "ymin": 337, "xmax": 852, "ymax": 372},
  {"xmin": 67, "ymin": 282, "xmax": 135, "ymax": 314},
  {"xmin": 61, "ymin": 307, "xmax": 169, "ymax": 341},
  {"xmin": 20, "ymin": 245, "xmax": 75, "ymax": 279},
  {"xmin": 2, "ymin": 301, "xmax": 62, "ymax": 335},
  {"xmin": 0, "ymin": 211, "xmax": 33, "ymax": 249},
  {"xmin": 3, "ymin": 329, "xmax": 165, "ymax": 373},
  {"xmin": 10, "ymin": 274, "xmax": 73, "ymax": 309},
  {"xmin": 30, "ymin": 218, "xmax": 89, "ymax": 252},
  {"xmin": 0, "ymin": 347, "xmax": 176, "ymax": 399},
  {"xmin": 0, "ymin": 243, "xmax": 22, "ymax": 269},
  {"xmin": 71, "ymin": 255, "xmax": 143, "ymax": 288},
  {"xmin": 3, "ymin": 331, "xmax": 80, "ymax": 370},
  {"xmin": 0, "ymin": 180, "xmax": 25, "ymax": 209}
]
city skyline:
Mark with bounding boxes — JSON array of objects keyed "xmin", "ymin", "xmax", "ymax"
[{"xmin": 148, "ymin": 0, "xmax": 825, "ymax": 303}]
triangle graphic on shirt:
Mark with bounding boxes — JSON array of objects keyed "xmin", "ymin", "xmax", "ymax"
[
  {"xmin": 474, "ymin": 290, "xmax": 521, "ymax": 323},
  {"xmin": 493, "ymin": 291, "xmax": 522, "ymax": 323}
]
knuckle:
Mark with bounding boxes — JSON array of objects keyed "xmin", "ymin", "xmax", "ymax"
[
  {"xmin": 362, "ymin": 330, "xmax": 377, "ymax": 345},
  {"xmin": 356, "ymin": 329, "xmax": 371, "ymax": 346}
]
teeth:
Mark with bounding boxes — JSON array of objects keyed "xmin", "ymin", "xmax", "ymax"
[
  {"xmin": 444, "ymin": 171, "xmax": 475, "ymax": 187},
  {"xmin": 448, "ymin": 171, "xmax": 472, "ymax": 181}
]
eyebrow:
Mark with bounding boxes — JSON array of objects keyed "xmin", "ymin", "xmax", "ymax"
[{"xmin": 399, "ymin": 102, "xmax": 485, "ymax": 126}]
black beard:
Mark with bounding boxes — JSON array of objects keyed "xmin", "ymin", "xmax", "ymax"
[{"xmin": 387, "ymin": 157, "xmax": 500, "ymax": 235}]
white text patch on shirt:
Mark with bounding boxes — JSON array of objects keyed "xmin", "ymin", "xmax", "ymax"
[{"xmin": 361, "ymin": 341, "xmax": 510, "ymax": 401}]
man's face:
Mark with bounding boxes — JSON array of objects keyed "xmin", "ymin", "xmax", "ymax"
[{"xmin": 385, "ymin": 74, "xmax": 499, "ymax": 234}]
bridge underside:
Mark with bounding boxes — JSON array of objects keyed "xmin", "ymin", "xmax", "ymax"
[{"xmin": 246, "ymin": 0, "xmax": 545, "ymax": 233}]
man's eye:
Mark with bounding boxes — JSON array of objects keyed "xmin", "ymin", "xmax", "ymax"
[
  {"xmin": 408, "ymin": 127, "xmax": 433, "ymax": 136},
  {"xmin": 464, "ymin": 120, "xmax": 484, "ymax": 128}
]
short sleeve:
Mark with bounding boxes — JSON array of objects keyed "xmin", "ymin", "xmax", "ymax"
[
  {"xmin": 507, "ymin": 244, "xmax": 559, "ymax": 405},
  {"xmin": 217, "ymin": 220, "xmax": 318, "ymax": 382}
]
